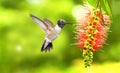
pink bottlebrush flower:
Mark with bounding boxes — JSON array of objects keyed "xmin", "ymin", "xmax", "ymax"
[
  {"xmin": 74, "ymin": 3, "xmax": 111, "ymax": 67},
  {"xmin": 75, "ymin": 4, "xmax": 110, "ymax": 51}
]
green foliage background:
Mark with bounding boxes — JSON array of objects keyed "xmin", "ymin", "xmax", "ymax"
[{"xmin": 0, "ymin": 0, "xmax": 120, "ymax": 73}]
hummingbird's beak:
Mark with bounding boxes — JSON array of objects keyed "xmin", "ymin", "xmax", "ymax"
[{"xmin": 66, "ymin": 22, "xmax": 73, "ymax": 24}]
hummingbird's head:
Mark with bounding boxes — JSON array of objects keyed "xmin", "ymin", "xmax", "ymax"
[{"xmin": 57, "ymin": 19, "xmax": 67, "ymax": 28}]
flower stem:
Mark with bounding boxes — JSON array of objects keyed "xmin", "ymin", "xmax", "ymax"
[{"xmin": 95, "ymin": 0, "xmax": 100, "ymax": 8}]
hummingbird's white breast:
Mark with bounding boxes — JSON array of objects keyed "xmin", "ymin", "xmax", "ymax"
[
  {"xmin": 54, "ymin": 25, "xmax": 61, "ymax": 33},
  {"xmin": 45, "ymin": 25, "xmax": 61, "ymax": 42}
]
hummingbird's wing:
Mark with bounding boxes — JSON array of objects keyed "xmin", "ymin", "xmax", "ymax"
[
  {"xmin": 43, "ymin": 18, "xmax": 54, "ymax": 31},
  {"xmin": 30, "ymin": 14, "xmax": 50, "ymax": 34}
]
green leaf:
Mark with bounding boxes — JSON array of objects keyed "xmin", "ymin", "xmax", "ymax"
[
  {"xmin": 83, "ymin": 0, "xmax": 112, "ymax": 17},
  {"xmin": 100, "ymin": 0, "xmax": 112, "ymax": 16},
  {"xmin": 83, "ymin": 0, "xmax": 97, "ymax": 6}
]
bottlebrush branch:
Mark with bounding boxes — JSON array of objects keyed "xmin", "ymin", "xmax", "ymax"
[{"xmin": 74, "ymin": 3, "xmax": 111, "ymax": 67}]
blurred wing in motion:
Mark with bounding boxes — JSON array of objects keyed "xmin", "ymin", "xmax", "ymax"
[
  {"xmin": 30, "ymin": 14, "xmax": 50, "ymax": 34},
  {"xmin": 44, "ymin": 18, "xmax": 54, "ymax": 31}
]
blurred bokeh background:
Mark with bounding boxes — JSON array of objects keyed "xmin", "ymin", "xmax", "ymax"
[{"xmin": 0, "ymin": 0, "xmax": 120, "ymax": 73}]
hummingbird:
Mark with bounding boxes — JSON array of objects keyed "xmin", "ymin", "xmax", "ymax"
[{"xmin": 30, "ymin": 14, "xmax": 68, "ymax": 52}]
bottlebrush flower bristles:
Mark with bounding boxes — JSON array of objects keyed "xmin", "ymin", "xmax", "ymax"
[{"xmin": 74, "ymin": 3, "xmax": 111, "ymax": 67}]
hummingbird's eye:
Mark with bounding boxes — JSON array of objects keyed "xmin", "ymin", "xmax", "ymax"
[
  {"xmin": 58, "ymin": 19, "xmax": 66, "ymax": 24},
  {"xmin": 61, "ymin": 20, "xmax": 64, "ymax": 23},
  {"xmin": 60, "ymin": 20, "xmax": 66, "ymax": 23}
]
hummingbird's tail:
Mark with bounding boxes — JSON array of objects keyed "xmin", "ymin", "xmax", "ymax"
[{"xmin": 41, "ymin": 40, "xmax": 53, "ymax": 52}]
